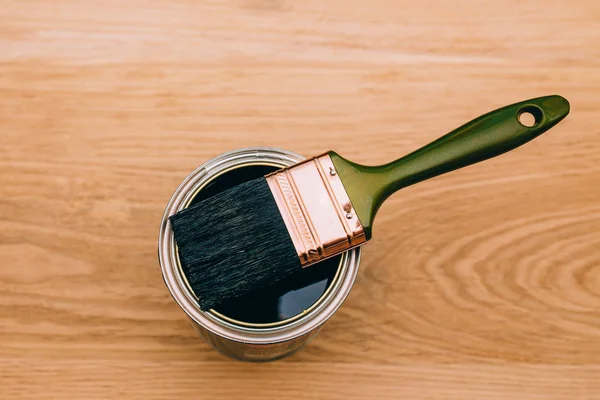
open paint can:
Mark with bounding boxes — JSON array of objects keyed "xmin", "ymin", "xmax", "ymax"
[{"xmin": 158, "ymin": 147, "xmax": 361, "ymax": 361}]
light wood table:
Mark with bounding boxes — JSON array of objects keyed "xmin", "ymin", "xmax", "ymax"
[{"xmin": 2, "ymin": 1, "xmax": 599, "ymax": 399}]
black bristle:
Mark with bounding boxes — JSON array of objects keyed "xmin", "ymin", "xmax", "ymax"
[{"xmin": 169, "ymin": 177, "xmax": 301, "ymax": 310}]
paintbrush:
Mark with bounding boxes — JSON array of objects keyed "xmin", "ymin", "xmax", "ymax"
[{"xmin": 170, "ymin": 95, "xmax": 570, "ymax": 310}]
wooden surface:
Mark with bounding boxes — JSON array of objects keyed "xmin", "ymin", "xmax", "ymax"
[{"xmin": 1, "ymin": 1, "xmax": 599, "ymax": 399}]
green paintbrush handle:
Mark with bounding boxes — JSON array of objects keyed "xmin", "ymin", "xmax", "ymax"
[{"xmin": 330, "ymin": 95, "xmax": 570, "ymax": 239}]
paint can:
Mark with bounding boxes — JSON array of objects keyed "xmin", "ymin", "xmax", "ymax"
[{"xmin": 158, "ymin": 147, "xmax": 361, "ymax": 361}]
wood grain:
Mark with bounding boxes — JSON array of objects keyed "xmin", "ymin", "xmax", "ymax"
[{"xmin": 1, "ymin": 0, "xmax": 599, "ymax": 398}]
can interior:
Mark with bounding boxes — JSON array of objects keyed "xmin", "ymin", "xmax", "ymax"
[{"xmin": 182, "ymin": 163, "xmax": 342, "ymax": 328}]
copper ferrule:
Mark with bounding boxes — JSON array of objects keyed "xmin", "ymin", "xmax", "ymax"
[{"xmin": 265, "ymin": 153, "xmax": 367, "ymax": 267}]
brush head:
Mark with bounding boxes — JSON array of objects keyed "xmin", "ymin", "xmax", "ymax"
[{"xmin": 169, "ymin": 177, "xmax": 301, "ymax": 310}]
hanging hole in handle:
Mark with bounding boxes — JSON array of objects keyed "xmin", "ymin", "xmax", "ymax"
[{"xmin": 517, "ymin": 105, "xmax": 544, "ymax": 128}]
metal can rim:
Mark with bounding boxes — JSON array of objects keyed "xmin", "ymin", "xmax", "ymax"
[{"xmin": 158, "ymin": 147, "xmax": 361, "ymax": 345}]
